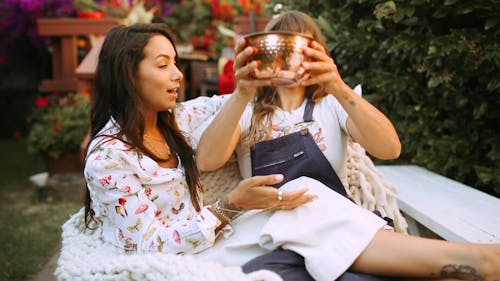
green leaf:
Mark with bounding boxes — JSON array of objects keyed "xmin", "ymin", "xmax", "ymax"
[
  {"xmin": 317, "ymin": 16, "xmax": 335, "ymax": 36},
  {"xmin": 473, "ymin": 103, "xmax": 487, "ymax": 119},
  {"xmin": 485, "ymin": 18, "xmax": 499, "ymax": 30},
  {"xmin": 427, "ymin": 76, "xmax": 442, "ymax": 88},
  {"xmin": 444, "ymin": 0, "xmax": 459, "ymax": 5}
]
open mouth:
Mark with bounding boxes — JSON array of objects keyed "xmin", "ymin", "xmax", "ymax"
[{"xmin": 167, "ymin": 87, "xmax": 178, "ymax": 94}]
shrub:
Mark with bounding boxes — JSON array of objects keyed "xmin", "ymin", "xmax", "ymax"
[
  {"xmin": 27, "ymin": 92, "xmax": 91, "ymax": 159},
  {"xmin": 276, "ymin": 0, "xmax": 500, "ymax": 197}
]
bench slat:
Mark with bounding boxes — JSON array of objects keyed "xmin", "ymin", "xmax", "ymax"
[{"xmin": 377, "ymin": 165, "xmax": 500, "ymax": 243}]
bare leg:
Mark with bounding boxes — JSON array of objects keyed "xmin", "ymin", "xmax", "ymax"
[{"xmin": 350, "ymin": 229, "xmax": 500, "ymax": 281}]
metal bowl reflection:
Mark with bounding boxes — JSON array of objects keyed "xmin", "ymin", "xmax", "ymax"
[{"xmin": 243, "ymin": 31, "xmax": 313, "ymax": 86}]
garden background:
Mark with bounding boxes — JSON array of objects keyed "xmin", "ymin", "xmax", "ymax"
[{"xmin": 0, "ymin": 0, "xmax": 498, "ymax": 280}]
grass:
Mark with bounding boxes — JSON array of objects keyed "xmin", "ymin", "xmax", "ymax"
[{"xmin": 0, "ymin": 139, "xmax": 82, "ymax": 281}]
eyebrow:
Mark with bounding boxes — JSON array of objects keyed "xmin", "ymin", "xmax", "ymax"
[{"xmin": 154, "ymin": 54, "xmax": 172, "ymax": 61}]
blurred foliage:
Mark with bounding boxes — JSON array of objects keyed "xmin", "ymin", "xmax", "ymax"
[
  {"xmin": 161, "ymin": 0, "xmax": 213, "ymax": 45},
  {"xmin": 275, "ymin": 0, "xmax": 500, "ymax": 197}
]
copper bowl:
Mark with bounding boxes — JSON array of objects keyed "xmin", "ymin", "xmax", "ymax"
[{"xmin": 243, "ymin": 31, "xmax": 313, "ymax": 86}]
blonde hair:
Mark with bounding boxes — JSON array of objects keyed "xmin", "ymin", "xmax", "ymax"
[{"xmin": 245, "ymin": 10, "xmax": 330, "ymax": 147}]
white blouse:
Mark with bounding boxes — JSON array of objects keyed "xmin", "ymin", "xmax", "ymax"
[{"xmin": 85, "ymin": 95, "xmax": 228, "ymax": 254}]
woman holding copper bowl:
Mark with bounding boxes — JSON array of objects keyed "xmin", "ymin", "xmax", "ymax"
[{"xmin": 196, "ymin": 10, "xmax": 500, "ymax": 281}]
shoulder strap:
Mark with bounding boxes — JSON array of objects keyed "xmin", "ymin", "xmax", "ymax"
[{"xmin": 303, "ymin": 99, "xmax": 315, "ymax": 122}]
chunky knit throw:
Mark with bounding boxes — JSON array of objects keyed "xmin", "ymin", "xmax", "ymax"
[{"xmin": 56, "ymin": 207, "xmax": 283, "ymax": 281}]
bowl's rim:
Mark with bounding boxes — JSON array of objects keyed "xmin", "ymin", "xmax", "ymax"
[{"xmin": 242, "ymin": 31, "xmax": 313, "ymax": 40}]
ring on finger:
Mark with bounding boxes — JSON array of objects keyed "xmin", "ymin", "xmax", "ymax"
[{"xmin": 278, "ymin": 190, "xmax": 283, "ymax": 201}]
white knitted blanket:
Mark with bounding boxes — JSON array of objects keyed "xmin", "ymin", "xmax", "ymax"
[{"xmin": 56, "ymin": 207, "xmax": 283, "ymax": 281}]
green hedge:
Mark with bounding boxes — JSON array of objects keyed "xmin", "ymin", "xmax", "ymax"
[{"xmin": 276, "ymin": 0, "xmax": 500, "ymax": 197}]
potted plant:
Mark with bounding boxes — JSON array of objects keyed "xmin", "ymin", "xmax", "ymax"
[
  {"xmin": 231, "ymin": 0, "xmax": 272, "ymax": 35},
  {"xmin": 27, "ymin": 92, "xmax": 91, "ymax": 174}
]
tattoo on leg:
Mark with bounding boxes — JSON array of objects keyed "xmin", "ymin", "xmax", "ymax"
[{"xmin": 440, "ymin": 264, "xmax": 485, "ymax": 281}]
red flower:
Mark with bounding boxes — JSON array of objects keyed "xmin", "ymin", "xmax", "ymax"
[
  {"xmin": 110, "ymin": 0, "xmax": 123, "ymax": 7},
  {"xmin": 13, "ymin": 131, "xmax": 23, "ymax": 139},
  {"xmin": 119, "ymin": 197, "xmax": 127, "ymax": 206},
  {"xmin": 52, "ymin": 123, "xmax": 63, "ymax": 131},
  {"xmin": 35, "ymin": 96, "xmax": 50, "ymax": 108}
]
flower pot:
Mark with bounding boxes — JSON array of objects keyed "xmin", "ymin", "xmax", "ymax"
[
  {"xmin": 46, "ymin": 152, "xmax": 83, "ymax": 175},
  {"xmin": 233, "ymin": 16, "xmax": 270, "ymax": 35}
]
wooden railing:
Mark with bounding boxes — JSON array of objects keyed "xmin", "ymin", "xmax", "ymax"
[{"xmin": 36, "ymin": 18, "xmax": 122, "ymax": 93}]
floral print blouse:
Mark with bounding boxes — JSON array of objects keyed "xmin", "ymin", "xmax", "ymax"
[{"xmin": 84, "ymin": 95, "xmax": 228, "ymax": 254}]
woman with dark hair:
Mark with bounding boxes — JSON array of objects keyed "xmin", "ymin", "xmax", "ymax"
[
  {"xmin": 196, "ymin": 10, "xmax": 500, "ymax": 281},
  {"xmin": 84, "ymin": 23, "xmax": 313, "ymax": 256}
]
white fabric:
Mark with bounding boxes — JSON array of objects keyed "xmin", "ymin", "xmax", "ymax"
[{"xmin": 197, "ymin": 176, "xmax": 386, "ymax": 281}]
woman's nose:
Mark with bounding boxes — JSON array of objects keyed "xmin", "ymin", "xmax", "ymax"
[{"xmin": 173, "ymin": 65, "xmax": 183, "ymax": 81}]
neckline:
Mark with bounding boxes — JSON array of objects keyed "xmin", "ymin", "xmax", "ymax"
[{"xmin": 279, "ymin": 98, "xmax": 308, "ymax": 114}]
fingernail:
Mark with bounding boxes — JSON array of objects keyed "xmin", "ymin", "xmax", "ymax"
[{"xmin": 275, "ymin": 174, "xmax": 284, "ymax": 181}]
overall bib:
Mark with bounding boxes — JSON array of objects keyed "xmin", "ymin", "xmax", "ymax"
[
  {"xmin": 243, "ymin": 99, "xmax": 395, "ymax": 281},
  {"xmin": 251, "ymin": 99, "xmax": 348, "ymax": 197}
]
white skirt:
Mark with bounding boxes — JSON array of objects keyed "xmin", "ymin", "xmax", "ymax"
[{"xmin": 196, "ymin": 176, "xmax": 386, "ymax": 281}]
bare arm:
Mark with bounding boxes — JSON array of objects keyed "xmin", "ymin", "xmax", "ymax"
[
  {"xmin": 338, "ymin": 83, "xmax": 401, "ymax": 159},
  {"xmin": 196, "ymin": 93, "xmax": 247, "ymax": 171},
  {"xmin": 300, "ymin": 41, "xmax": 401, "ymax": 159},
  {"xmin": 196, "ymin": 39, "xmax": 271, "ymax": 171}
]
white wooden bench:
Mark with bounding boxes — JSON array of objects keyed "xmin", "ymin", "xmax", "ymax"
[{"xmin": 377, "ymin": 165, "xmax": 500, "ymax": 244}]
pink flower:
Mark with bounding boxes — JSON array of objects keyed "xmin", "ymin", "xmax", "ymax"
[
  {"xmin": 135, "ymin": 204, "xmax": 149, "ymax": 214},
  {"xmin": 99, "ymin": 175, "xmax": 112, "ymax": 186},
  {"xmin": 173, "ymin": 230, "xmax": 181, "ymax": 244}
]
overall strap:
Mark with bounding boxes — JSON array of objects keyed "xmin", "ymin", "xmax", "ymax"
[{"xmin": 303, "ymin": 99, "xmax": 315, "ymax": 122}]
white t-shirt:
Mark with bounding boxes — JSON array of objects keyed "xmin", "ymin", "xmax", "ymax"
[{"xmin": 236, "ymin": 94, "xmax": 352, "ymax": 184}]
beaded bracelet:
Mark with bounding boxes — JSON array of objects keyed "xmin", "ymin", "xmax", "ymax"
[
  {"xmin": 213, "ymin": 201, "xmax": 232, "ymax": 224},
  {"xmin": 214, "ymin": 200, "xmax": 244, "ymax": 222}
]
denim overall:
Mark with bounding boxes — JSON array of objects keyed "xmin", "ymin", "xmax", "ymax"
[
  {"xmin": 251, "ymin": 99, "xmax": 348, "ymax": 197},
  {"xmin": 243, "ymin": 99, "xmax": 396, "ymax": 281}
]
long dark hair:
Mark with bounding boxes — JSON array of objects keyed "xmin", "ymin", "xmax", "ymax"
[{"xmin": 84, "ymin": 23, "xmax": 202, "ymax": 228}]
